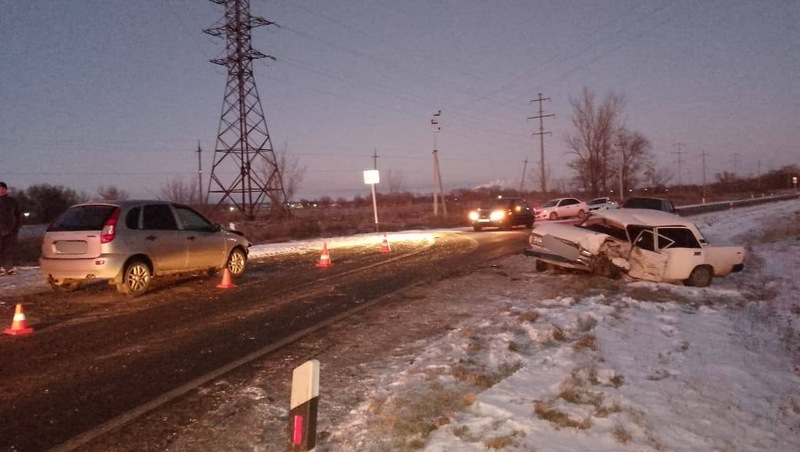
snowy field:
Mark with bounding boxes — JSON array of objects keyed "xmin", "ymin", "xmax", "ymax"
[{"xmin": 3, "ymin": 200, "xmax": 799, "ymax": 451}]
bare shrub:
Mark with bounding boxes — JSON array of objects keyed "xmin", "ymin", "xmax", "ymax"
[{"xmin": 518, "ymin": 310, "xmax": 540, "ymax": 323}]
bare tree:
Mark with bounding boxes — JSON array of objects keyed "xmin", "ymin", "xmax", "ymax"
[
  {"xmin": 643, "ymin": 163, "xmax": 674, "ymax": 191},
  {"xmin": 565, "ymin": 88, "xmax": 625, "ymax": 197},
  {"xmin": 383, "ymin": 168, "xmax": 407, "ymax": 194},
  {"xmin": 614, "ymin": 129, "xmax": 653, "ymax": 195},
  {"xmin": 96, "ymin": 185, "xmax": 129, "ymax": 201},
  {"xmin": 264, "ymin": 144, "xmax": 306, "ymax": 214},
  {"xmin": 159, "ymin": 177, "xmax": 198, "ymax": 204}
]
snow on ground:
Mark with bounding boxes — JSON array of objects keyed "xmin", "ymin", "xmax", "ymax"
[{"xmin": 3, "ymin": 201, "xmax": 800, "ymax": 451}]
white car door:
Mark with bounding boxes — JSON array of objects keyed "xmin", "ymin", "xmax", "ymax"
[{"xmin": 626, "ymin": 229, "xmax": 669, "ymax": 282}]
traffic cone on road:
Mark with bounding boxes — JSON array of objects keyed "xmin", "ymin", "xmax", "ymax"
[
  {"xmin": 380, "ymin": 233, "xmax": 391, "ymax": 253},
  {"xmin": 216, "ymin": 268, "xmax": 237, "ymax": 289},
  {"xmin": 315, "ymin": 242, "xmax": 333, "ymax": 268},
  {"xmin": 4, "ymin": 304, "xmax": 34, "ymax": 336}
]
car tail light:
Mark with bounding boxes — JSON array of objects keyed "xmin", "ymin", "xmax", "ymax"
[{"xmin": 100, "ymin": 208, "xmax": 121, "ymax": 243}]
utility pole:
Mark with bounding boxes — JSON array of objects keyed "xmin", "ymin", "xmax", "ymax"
[
  {"xmin": 527, "ymin": 93, "xmax": 554, "ymax": 193},
  {"xmin": 733, "ymin": 152, "xmax": 741, "ymax": 176},
  {"xmin": 519, "ymin": 157, "xmax": 528, "ymax": 191},
  {"xmin": 431, "ymin": 110, "xmax": 447, "ymax": 216},
  {"xmin": 700, "ymin": 149, "xmax": 708, "ymax": 203},
  {"xmin": 673, "ymin": 142, "xmax": 686, "ymax": 188},
  {"xmin": 372, "ymin": 148, "xmax": 379, "ymax": 169},
  {"xmin": 204, "ymin": 0, "xmax": 289, "ymax": 219},
  {"xmin": 197, "ymin": 141, "xmax": 203, "ymax": 202}
]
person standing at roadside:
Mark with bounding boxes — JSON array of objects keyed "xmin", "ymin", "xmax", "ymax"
[{"xmin": 0, "ymin": 181, "xmax": 22, "ymax": 275}]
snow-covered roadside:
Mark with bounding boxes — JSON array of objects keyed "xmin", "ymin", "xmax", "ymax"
[{"xmin": 320, "ymin": 201, "xmax": 800, "ymax": 451}]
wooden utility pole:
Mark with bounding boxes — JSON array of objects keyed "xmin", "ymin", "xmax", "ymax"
[
  {"xmin": 431, "ymin": 111, "xmax": 446, "ymax": 216},
  {"xmin": 528, "ymin": 93, "xmax": 554, "ymax": 193}
]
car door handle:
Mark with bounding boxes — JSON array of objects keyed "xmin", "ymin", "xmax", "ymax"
[
  {"xmin": 187, "ymin": 236, "xmax": 196, "ymax": 241},
  {"xmin": 146, "ymin": 235, "xmax": 157, "ymax": 241},
  {"xmin": 693, "ymin": 251, "xmax": 701, "ymax": 256}
]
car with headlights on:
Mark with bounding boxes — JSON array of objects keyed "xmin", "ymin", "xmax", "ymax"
[
  {"xmin": 468, "ymin": 197, "xmax": 534, "ymax": 231},
  {"xmin": 587, "ymin": 197, "xmax": 619, "ymax": 211},
  {"xmin": 40, "ymin": 200, "xmax": 251, "ymax": 296},
  {"xmin": 535, "ymin": 197, "xmax": 588, "ymax": 221},
  {"xmin": 524, "ymin": 208, "xmax": 744, "ymax": 287}
]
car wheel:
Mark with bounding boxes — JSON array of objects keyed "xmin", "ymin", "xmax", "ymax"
[
  {"xmin": 577, "ymin": 209, "xmax": 586, "ymax": 218},
  {"xmin": 549, "ymin": 212, "xmax": 558, "ymax": 221},
  {"xmin": 685, "ymin": 265, "xmax": 713, "ymax": 287},
  {"xmin": 50, "ymin": 281, "xmax": 81, "ymax": 293},
  {"xmin": 525, "ymin": 220, "xmax": 534, "ymax": 228},
  {"xmin": 116, "ymin": 259, "xmax": 152, "ymax": 296},
  {"xmin": 473, "ymin": 225, "xmax": 482, "ymax": 232},
  {"xmin": 226, "ymin": 248, "xmax": 247, "ymax": 277}
]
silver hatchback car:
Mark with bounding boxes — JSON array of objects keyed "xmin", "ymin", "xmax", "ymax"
[{"xmin": 40, "ymin": 200, "xmax": 251, "ymax": 296}]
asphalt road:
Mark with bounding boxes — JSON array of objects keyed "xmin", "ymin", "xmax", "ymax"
[{"xmin": 0, "ymin": 228, "xmax": 530, "ymax": 451}]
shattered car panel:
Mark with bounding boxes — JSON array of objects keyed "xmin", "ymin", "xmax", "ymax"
[{"xmin": 524, "ymin": 209, "xmax": 745, "ymax": 286}]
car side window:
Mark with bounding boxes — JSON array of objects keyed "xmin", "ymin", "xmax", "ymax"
[
  {"xmin": 125, "ymin": 207, "xmax": 142, "ymax": 230},
  {"xmin": 563, "ymin": 199, "xmax": 576, "ymax": 207},
  {"xmin": 175, "ymin": 206, "xmax": 215, "ymax": 232},
  {"xmin": 633, "ymin": 229, "xmax": 656, "ymax": 252},
  {"xmin": 657, "ymin": 227, "xmax": 701, "ymax": 249},
  {"xmin": 142, "ymin": 204, "xmax": 178, "ymax": 230}
]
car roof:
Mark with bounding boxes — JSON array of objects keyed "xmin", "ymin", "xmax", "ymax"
[
  {"xmin": 70, "ymin": 200, "xmax": 176, "ymax": 210},
  {"xmin": 593, "ymin": 208, "xmax": 690, "ymax": 227}
]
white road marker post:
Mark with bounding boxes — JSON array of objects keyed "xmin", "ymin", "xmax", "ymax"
[{"xmin": 288, "ymin": 359, "xmax": 320, "ymax": 451}]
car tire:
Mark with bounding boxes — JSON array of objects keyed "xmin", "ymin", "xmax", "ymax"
[
  {"xmin": 226, "ymin": 248, "xmax": 247, "ymax": 277},
  {"xmin": 685, "ymin": 265, "xmax": 713, "ymax": 287},
  {"xmin": 577, "ymin": 209, "xmax": 586, "ymax": 218},
  {"xmin": 534, "ymin": 259, "xmax": 550, "ymax": 272},
  {"xmin": 116, "ymin": 259, "xmax": 152, "ymax": 296},
  {"xmin": 473, "ymin": 225, "xmax": 482, "ymax": 232},
  {"xmin": 525, "ymin": 220, "xmax": 534, "ymax": 228},
  {"xmin": 549, "ymin": 212, "xmax": 558, "ymax": 221}
]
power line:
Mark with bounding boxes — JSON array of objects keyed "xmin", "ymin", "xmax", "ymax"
[{"xmin": 528, "ymin": 93, "xmax": 555, "ymax": 192}]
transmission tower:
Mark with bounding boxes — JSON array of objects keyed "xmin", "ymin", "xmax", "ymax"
[{"xmin": 204, "ymin": 0, "xmax": 288, "ymax": 219}]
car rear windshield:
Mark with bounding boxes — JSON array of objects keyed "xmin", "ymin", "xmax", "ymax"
[{"xmin": 47, "ymin": 205, "xmax": 118, "ymax": 232}]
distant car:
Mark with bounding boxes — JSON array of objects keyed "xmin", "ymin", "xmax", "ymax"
[
  {"xmin": 524, "ymin": 208, "xmax": 744, "ymax": 287},
  {"xmin": 468, "ymin": 197, "xmax": 534, "ymax": 231},
  {"xmin": 587, "ymin": 197, "xmax": 619, "ymax": 211},
  {"xmin": 40, "ymin": 200, "xmax": 251, "ymax": 296},
  {"xmin": 536, "ymin": 197, "xmax": 588, "ymax": 221},
  {"xmin": 621, "ymin": 197, "xmax": 677, "ymax": 214}
]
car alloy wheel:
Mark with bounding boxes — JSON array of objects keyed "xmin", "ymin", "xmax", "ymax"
[
  {"xmin": 226, "ymin": 248, "xmax": 247, "ymax": 276},
  {"xmin": 117, "ymin": 259, "xmax": 152, "ymax": 296}
]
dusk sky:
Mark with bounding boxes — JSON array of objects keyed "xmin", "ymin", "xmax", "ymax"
[{"xmin": 1, "ymin": 0, "xmax": 798, "ymax": 201}]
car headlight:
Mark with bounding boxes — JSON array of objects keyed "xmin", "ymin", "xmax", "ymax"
[
  {"xmin": 468, "ymin": 211, "xmax": 479, "ymax": 221},
  {"xmin": 530, "ymin": 234, "xmax": 544, "ymax": 246},
  {"xmin": 489, "ymin": 210, "xmax": 505, "ymax": 221}
]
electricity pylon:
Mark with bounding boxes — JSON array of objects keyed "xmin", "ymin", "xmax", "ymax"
[{"xmin": 204, "ymin": 0, "xmax": 288, "ymax": 219}]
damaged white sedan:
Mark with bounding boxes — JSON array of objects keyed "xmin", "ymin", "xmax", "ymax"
[{"xmin": 524, "ymin": 208, "xmax": 744, "ymax": 287}]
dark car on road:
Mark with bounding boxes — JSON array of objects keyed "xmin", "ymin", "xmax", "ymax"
[
  {"xmin": 621, "ymin": 197, "xmax": 677, "ymax": 214},
  {"xmin": 468, "ymin": 197, "xmax": 535, "ymax": 231}
]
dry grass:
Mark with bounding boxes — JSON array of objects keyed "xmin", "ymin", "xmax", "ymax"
[
  {"xmin": 533, "ymin": 400, "xmax": 592, "ymax": 430},
  {"xmin": 572, "ymin": 334, "xmax": 597, "ymax": 352},
  {"xmin": 517, "ymin": 310, "xmax": 541, "ymax": 323},
  {"xmin": 613, "ymin": 424, "xmax": 633, "ymax": 444}
]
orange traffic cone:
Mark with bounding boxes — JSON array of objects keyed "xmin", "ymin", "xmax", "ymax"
[
  {"xmin": 4, "ymin": 304, "xmax": 34, "ymax": 336},
  {"xmin": 380, "ymin": 233, "xmax": 391, "ymax": 253},
  {"xmin": 315, "ymin": 242, "xmax": 333, "ymax": 268},
  {"xmin": 216, "ymin": 268, "xmax": 237, "ymax": 289}
]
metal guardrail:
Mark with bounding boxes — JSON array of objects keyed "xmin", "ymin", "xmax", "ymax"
[{"xmin": 675, "ymin": 192, "xmax": 800, "ymax": 217}]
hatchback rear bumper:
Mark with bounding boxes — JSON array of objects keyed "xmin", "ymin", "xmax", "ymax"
[{"xmin": 39, "ymin": 255, "xmax": 127, "ymax": 284}]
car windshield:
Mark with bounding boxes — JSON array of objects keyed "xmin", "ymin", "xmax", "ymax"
[
  {"xmin": 542, "ymin": 199, "xmax": 559, "ymax": 208},
  {"xmin": 588, "ymin": 198, "xmax": 607, "ymax": 205},
  {"xmin": 48, "ymin": 205, "xmax": 118, "ymax": 232}
]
